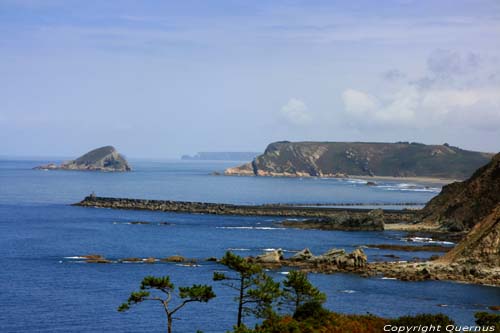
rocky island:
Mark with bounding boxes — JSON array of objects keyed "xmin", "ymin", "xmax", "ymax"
[
  {"xmin": 225, "ymin": 141, "xmax": 492, "ymax": 180},
  {"xmin": 34, "ymin": 146, "xmax": 131, "ymax": 172}
]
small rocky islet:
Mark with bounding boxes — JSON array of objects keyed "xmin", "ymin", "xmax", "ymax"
[{"xmin": 34, "ymin": 145, "xmax": 131, "ymax": 172}]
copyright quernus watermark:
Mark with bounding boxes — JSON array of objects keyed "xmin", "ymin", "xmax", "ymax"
[{"xmin": 383, "ymin": 325, "xmax": 496, "ymax": 332}]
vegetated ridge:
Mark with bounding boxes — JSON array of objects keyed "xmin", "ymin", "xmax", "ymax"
[
  {"xmin": 420, "ymin": 152, "xmax": 500, "ymax": 231},
  {"xmin": 225, "ymin": 141, "xmax": 492, "ymax": 179}
]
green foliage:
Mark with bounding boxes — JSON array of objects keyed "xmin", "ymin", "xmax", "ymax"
[
  {"xmin": 245, "ymin": 273, "xmax": 282, "ymax": 319},
  {"xmin": 475, "ymin": 312, "xmax": 500, "ymax": 332},
  {"xmin": 179, "ymin": 284, "xmax": 216, "ymax": 302},
  {"xmin": 292, "ymin": 301, "xmax": 330, "ymax": 323},
  {"xmin": 236, "ymin": 312, "xmax": 388, "ymax": 333},
  {"xmin": 127, "ymin": 290, "xmax": 151, "ymax": 305},
  {"xmin": 389, "ymin": 313, "xmax": 455, "ymax": 327},
  {"xmin": 282, "ymin": 271, "xmax": 326, "ymax": 314},
  {"xmin": 214, "ymin": 252, "xmax": 279, "ymax": 327},
  {"xmin": 118, "ymin": 275, "xmax": 216, "ymax": 333},
  {"xmin": 140, "ymin": 275, "xmax": 174, "ymax": 291},
  {"xmin": 219, "ymin": 251, "xmax": 262, "ymax": 277}
]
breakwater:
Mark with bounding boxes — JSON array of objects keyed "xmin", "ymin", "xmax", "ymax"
[{"xmin": 74, "ymin": 195, "xmax": 419, "ymax": 230}]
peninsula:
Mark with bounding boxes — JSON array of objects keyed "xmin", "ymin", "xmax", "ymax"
[
  {"xmin": 225, "ymin": 141, "xmax": 492, "ymax": 180},
  {"xmin": 34, "ymin": 146, "xmax": 131, "ymax": 172}
]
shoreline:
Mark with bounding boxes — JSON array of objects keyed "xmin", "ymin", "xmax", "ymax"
[
  {"xmin": 223, "ymin": 172, "xmax": 458, "ymax": 185},
  {"xmin": 348, "ymin": 175, "xmax": 458, "ymax": 185}
]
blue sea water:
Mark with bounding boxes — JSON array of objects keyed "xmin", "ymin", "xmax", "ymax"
[{"xmin": 0, "ymin": 159, "xmax": 498, "ymax": 332}]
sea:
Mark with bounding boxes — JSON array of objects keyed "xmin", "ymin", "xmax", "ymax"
[{"xmin": 0, "ymin": 159, "xmax": 498, "ymax": 332}]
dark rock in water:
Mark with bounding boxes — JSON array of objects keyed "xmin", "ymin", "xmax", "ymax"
[
  {"xmin": 366, "ymin": 181, "xmax": 377, "ymax": 186},
  {"xmin": 119, "ymin": 257, "xmax": 142, "ymax": 262},
  {"xmin": 161, "ymin": 255, "xmax": 185, "ymax": 263},
  {"xmin": 34, "ymin": 146, "xmax": 131, "ymax": 172},
  {"xmin": 225, "ymin": 141, "xmax": 492, "ymax": 179},
  {"xmin": 421, "ymin": 152, "xmax": 500, "ymax": 231},
  {"xmin": 281, "ymin": 209, "xmax": 384, "ymax": 231}
]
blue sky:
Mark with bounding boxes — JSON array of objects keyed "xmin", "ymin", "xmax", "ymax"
[{"xmin": 1, "ymin": 0, "xmax": 499, "ymax": 158}]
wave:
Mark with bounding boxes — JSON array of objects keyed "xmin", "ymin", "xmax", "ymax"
[
  {"xmin": 216, "ymin": 226, "xmax": 285, "ymax": 230},
  {"xmin": 227, "ymin": 248, "xmax": 251, "ymax": 251},
  {"xmin": 63, "ymin": 256, "xmax": 86, "ymax": 259},
  {"xmin": 402, "ymin": 237, "xmax": 454, "ymax": 245},
  {"xmin": 345, "ymin": 179, "xmax": 368, "ymax": 185},
  {"xmin": 376, "ymin": 184, "xmax": 440, "ymax": 193},
  {"xmin": 340, "ymin": 289, "xmax": 357, "ymax": 293}
]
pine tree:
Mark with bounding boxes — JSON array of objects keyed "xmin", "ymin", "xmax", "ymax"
[
  {"xmin": 213, "ymin": 251, "xmax": 281, "ymax": 328},
  {"xmin": 118, "ymin": 275, "xmax": 215, "ymax": 333}
]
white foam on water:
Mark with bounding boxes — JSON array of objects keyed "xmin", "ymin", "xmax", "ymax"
[
  {"xmin": 216, "ymin": 226, "xmax": 285, "ymax": 230},
  {"xmin": 64, "ymin": 256, "xmax": 86, "ymax": 259},
  {"xmin": 340, "ymin": 289, "xmax": 356, "ymax": 293},
  {"xmin": 227, "ymin": 248, "xmax": 251, "ymax": 251},
  {"xmin": 402, "ymin": 237, "xmax": 454, "ymax": 245},
  {"xmin": 279, "ymin": 271, "xmax": 289, "ymax": 275},
  {"xmin": 381, "ymin": 277, "xmax": 397, "ymax": 280}
]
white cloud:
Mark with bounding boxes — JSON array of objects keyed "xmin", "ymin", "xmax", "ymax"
[
  {"xmin": 342, "ymin": 89, "xmax": 379, "ymax": 115},
  {"xmin": 341, "ymin": 50, "xmax": 500, "ymax": 131},
  {"xmin": 280, "ymin": 98, "xmax": 312, "ymax": 125}
]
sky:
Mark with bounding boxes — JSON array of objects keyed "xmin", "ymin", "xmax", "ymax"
[{"xmin": 1, "ymin": 0, "xmax": 499, "ymax": 158}]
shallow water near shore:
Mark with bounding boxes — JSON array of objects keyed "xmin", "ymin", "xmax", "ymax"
[{"xmin": 0, "ymin": 159, "xmax": 498, "ymax": 332}]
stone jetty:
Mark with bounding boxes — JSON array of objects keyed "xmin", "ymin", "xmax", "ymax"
[{"xmin": 74, "ymin": 195, "xmax": 421, "ymax": 230}]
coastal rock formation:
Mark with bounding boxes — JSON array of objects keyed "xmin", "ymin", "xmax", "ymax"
[
  {"xmin": 253, "ymin": 247, "xmax": 367, "ymax": 270},
  {"xmin": 420, "ymin": 153, "xmax": 500, "ymax": 231},
  {"xmin": 35, "ymin": 146, "xmax": 131, "ymax": 172},
  {"xmin": 290, "ymin": 248, "xmax": 314, "ymax": 261},
  {"xmin": 225, "ymin": 141, "xmax": 492, "ymax": 179},
  {"xmin": 311, "ymin": 247, "xmax": 368, "ymax": 268},
  {"xmin": 437, "ymin": 205, "xmax": 500, "ymax": 267},
  {"xmin": 76, "ymin": 196, "xmax": 417, "ymax": 227},
  {"xmin": 256, "ymin": 249, "xmax": 284, "ymax": 263},
  {"xmin": 279, "ymin": 209, "xmax": 385, "ymax": 231}
]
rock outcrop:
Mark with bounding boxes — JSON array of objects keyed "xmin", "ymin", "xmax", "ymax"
[
  {"xmin": 256, "ymin": 249, "xmax": 284, "ymax": 263},
  {"xmin": 225, "ymin": 141, "xmax": 492, "ymax": 179},
  {"xmin": 436, "ymin": 205, "xmax": 500, "ymax": 268},
  {"xmin": 35, "ymin": 146, "xmax": 131, "ymax": 172},
  {"xmin": 420, "ymin": 153, "xmax": 500, "ymax": 231},
  {"xmin": 279, "ymin": 209, "xmax": 385, "ymax": 231}
]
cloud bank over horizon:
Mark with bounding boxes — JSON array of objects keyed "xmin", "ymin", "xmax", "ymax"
[{"xmin": 0, "ymin": 0, "xmax": 499, "ymax": 157}]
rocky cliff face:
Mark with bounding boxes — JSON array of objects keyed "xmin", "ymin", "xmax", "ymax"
[
  {"xmin": 225, "ymin": 141, "xmax": 492, "ymax": 179},
  {"xmin": 34, "ymin": 146, "xmax": 131, "ymax": 172},
  {"xmin": 421, "ymin": 153, "xmax": 500, "ymax": 231},
  {"xmin": 437, "ymin": 205, "xmax": 500, "ymax": 267}
]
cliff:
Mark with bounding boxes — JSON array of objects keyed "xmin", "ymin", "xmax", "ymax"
[
  {"xmin": 437, "ymin": 204, "xmax": 500, "ymax": 267},
  {"xmin": 420, "ymin": 153, "xmax": 500, "ymax": 231},
  {"xmin": 34, "ymin": 146, "xmax": 131, "ymax": 172},
  {"xmin": 225, "ymin": 141, "xmax": 492, "ymax": 179}
]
